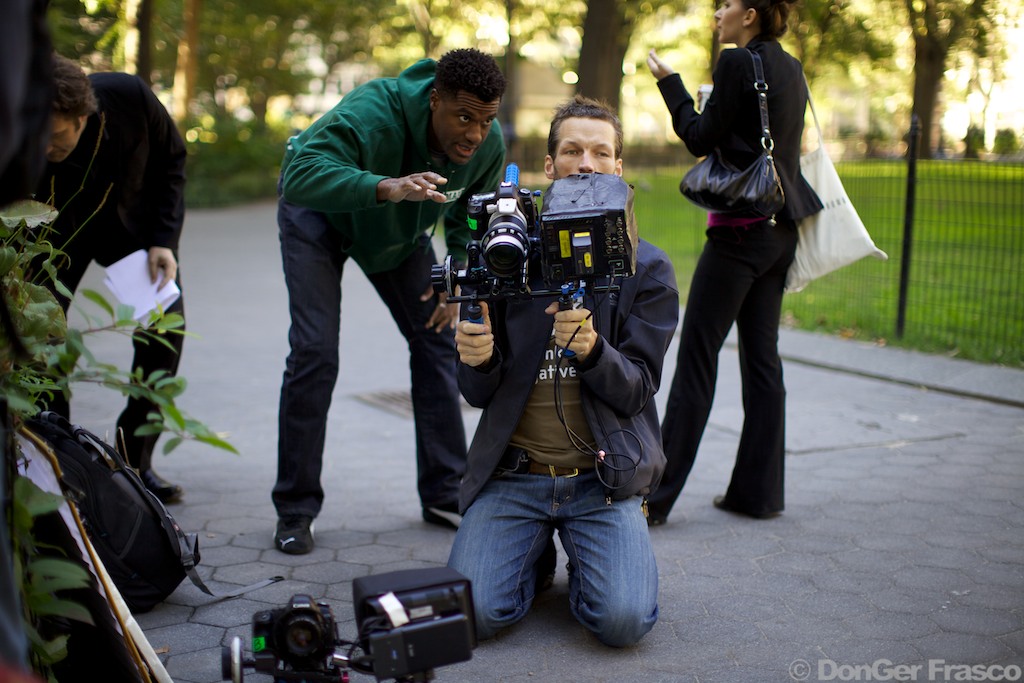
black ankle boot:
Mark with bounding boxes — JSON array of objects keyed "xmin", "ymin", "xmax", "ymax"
[{"xmin": 140, "ymin": 469, "xmax": 183, "ymax": 504}]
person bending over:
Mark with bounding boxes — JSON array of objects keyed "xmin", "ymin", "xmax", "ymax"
[
  {"xmin": 273, "ymin": 48, "xmax": 507, "ymax": 553},
  {"xmin": 38, "ymin": 53, "xmax": 187, "ymax": 504}
]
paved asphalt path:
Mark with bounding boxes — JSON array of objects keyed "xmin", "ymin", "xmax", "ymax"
[{"xmin": 66, "ymin": 201, "xmax": 1023, "ymax": 683}]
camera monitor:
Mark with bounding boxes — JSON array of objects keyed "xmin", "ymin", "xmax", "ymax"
[
  {"xmin": 539, "ymin": 172, "xmax": 638, "ymax": 285},
  {"xmin": 353, "ymin": 567, "xmax": 476, "ymax": 682}
]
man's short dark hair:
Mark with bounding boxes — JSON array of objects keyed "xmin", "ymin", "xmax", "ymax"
[
  {"xmin": 51, "ymin": 53, "xmax": 97, "ymax": 118},
  {"xmin": 434, "ymin": 48, "xmax": 506, "ymax": 103},
  {"xmin": 547, "ymin": 95, "xmax": 623, "ymax": 160}
]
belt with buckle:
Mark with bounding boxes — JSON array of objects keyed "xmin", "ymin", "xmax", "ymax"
[
  {"xmin": 500, "ymin": 446, "xmax": 580, "ymax": 478},
  {"xmin": 526, "ymin": 460, "xmax": 580, "ymax": 477}
]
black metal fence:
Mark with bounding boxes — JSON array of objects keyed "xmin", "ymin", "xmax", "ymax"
[{"xmin": 810, "ymin": 154, "xmax": 1022, "ymax": 367}]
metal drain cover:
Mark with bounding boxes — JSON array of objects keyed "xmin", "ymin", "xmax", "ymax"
[{"xmin": 354, "ymin": 390, "xmax": 476, "ymax": 418}]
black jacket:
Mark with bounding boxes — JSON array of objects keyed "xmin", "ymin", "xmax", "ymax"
[
  {"xmin": 457, "ymin": 239, "xmax": 679, "ymax": 511},
  {"xmin": 657, "ymin": 39, "xmax": 822, "ymax": 222},
  {"xmin": 39, "ymin": 73, "xmax": 186, "ymax": 251}
]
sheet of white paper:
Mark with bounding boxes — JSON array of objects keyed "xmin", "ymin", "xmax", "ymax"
[{"xmin": 102, "ymin": 249, "xmax": 181, "ymax": 322}]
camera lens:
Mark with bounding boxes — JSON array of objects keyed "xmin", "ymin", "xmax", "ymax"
[
  {"xmin": 273, "ymin": 608, "xmax": 329, "ymax": 663},
  {"xmin": 283, "ymin": 617, "xmax": 321, "ymax": 657},
  {"xmin": 482, "ymin": 220, "xmax": 529, "ymax": 279}
]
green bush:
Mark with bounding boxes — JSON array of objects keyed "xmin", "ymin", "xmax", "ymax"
[
  {"xmin": 963, "ymin": 125, "xmax": 985, "ymax": 159},
  {"xmin": 993, "ymin": 129, "xmax": 1021, "ymax": 156},
  {"xmin": 184, "ymin": 118, "xmax": 290, "ymax": 208}
]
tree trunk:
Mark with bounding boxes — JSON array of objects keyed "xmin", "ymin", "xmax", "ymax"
[
  {"xmin": 136, "ymin": 0, "xmax": 153, "ymax": 85},
  {"xmin": 500, "ymin": 0, "xmax": 521, "ymax": 164},
  {"xmin": 710, "ymin": 0, "xmax": 720, "ymax": 75},
  {"xmin": 911, "ymin": 35, "xmax": 945, "ymax": 159},
  {"xmin": 172, "ymin": 0, "xmax": 201, "ymax": 125},
  {"xmin": 904, "ymin": 0, "xmax": 991, "ymax": 159},
  {"xmin": 125, "ymin": 0, "xmax": 154, "ymax": 84},
  {"xmin": 407, "ymin": 0, "xmax": 438, "ymax": 58},
  {"xmin": 576, "ymin": 0, "xmax": 630, "ymax": 113}
]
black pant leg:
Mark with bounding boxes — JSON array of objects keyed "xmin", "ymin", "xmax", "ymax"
[
  {"xmin": 724, "ymin": 224, "xmax": 796, "ymax": 514},
  {"xmin": 116, "ymin": 290, "xmax": 185, "ymax": 470},
  {"xmin": 647, "ymin": 236, "xmax": 752, "ymax": 520}
]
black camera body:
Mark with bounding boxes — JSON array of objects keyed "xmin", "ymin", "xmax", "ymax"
[
  {"xmin": 222, "ymin": 568, "xmax": 475, "ymax": 683},
  {"xmin": 250, "ymin": 595, "xmax": 338, "ymax": 677},
  {"xmin": 432, "ymin": 164, "xmax": 637, "ymax": 306}
]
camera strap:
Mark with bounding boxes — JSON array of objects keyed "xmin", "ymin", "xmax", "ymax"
[{"xmin": 185, "ymin": 567, "xmax": 284, "ymax": 603}]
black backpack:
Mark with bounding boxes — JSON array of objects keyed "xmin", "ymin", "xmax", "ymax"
[{"xmin": 25, "ymin": 411, "xmax": 278, "ymax": 613}]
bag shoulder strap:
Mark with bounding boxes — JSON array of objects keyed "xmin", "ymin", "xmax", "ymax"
[
  {"xmin": 745, "ymin": 50, "xmax": 775, "ymax": 156},
  {"xmin": 803, "ymin": 73, "xmax": 825, "ymax": 152}
]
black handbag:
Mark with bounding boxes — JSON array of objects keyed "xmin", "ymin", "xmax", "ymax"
[{"xmin": 680, "ymin": 50, "xmax": 785, "ymax": 219}]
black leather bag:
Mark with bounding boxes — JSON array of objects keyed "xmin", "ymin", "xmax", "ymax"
[{"xmin": 680, "ymin": 50, "xmax": 785, "ymax": 218}]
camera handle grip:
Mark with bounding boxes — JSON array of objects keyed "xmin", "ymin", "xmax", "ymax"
[
  {"xmin": 558, "ymin": 282, "xmax": 586, "ymax": 357},
  {"xmin": 465, "ymin": 301, "xmax": 483, "ymax": 325}
]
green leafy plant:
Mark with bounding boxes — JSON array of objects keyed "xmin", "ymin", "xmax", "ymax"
[
  {"xmin": 963, "ymin": 124, "xmax": 986, "ymax": 159},
  {"xmin": 9, "ymin": 473, "xmax": 93, "ymax": 675},
  {"xmin": 1, "ymin": 199, "xmax": 235, "ymax": 452},
  {"xmin": 2, "ymin": 197, "xmax": 236, "ymax": 678}
]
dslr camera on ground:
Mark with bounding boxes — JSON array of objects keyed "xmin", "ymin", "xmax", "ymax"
[
  {"xmin": 222, "ymin": 568, "xmax": 475, "ymax": 683},
  {"xmin": 432, "ymin": 163, "xmax": 638, "ymax": 310}
]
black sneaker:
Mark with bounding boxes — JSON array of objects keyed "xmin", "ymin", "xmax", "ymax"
[
  {"xmin": 422, "ymin": 503, "xmax": 462, "ymax": 530},
  {"xmin": 274, "ymin": 515, "xmax": 314, "ymax": 554}
]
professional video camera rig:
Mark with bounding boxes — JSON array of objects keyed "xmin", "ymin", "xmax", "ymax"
[
  {"xmin": 431, "ymin": 163, "xmax": 638, "ymax": 317},
  {"xmin": 221, "ymin": 568, "xmax": 475, "ymax": 683}
]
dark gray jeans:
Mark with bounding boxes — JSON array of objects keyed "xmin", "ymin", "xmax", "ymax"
[{"xmin": 273, "ymin": 196, "xmax": 466, "ymax": 519}]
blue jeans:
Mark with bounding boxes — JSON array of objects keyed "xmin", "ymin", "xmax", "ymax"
[
  {"xmin": 273, "ymin": 196, "xmax": 466, "ymax": 518},
  {"xmin": 447, "ymin": 470, "xmax": 658, "ymax": 647}
]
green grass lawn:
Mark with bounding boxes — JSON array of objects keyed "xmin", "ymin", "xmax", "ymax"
[{"xmin": 626, "ymin": 160, "xmax": 1024, "ymax": 367}]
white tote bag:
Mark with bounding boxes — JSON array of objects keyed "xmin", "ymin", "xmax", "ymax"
[{"xmin": 785, "ymin": 88, "xmax": 887, "ymax": 293}]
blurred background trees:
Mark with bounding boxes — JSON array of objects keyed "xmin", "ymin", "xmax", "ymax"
[{"xmin": 45, "ymin": 0, "xmax": 1023, "ymax": 205}]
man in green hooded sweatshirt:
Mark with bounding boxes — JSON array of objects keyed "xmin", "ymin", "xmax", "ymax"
[{"xmin": 273, "ymin": 48, "xmax": 507, "ymax": 554}]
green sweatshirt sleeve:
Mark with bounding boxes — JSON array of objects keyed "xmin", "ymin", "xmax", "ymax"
[{"xmin": 280, "ymin": 113, "xmax": 391, "ymax": 213}]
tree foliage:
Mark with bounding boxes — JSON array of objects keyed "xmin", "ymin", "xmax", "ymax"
[
  {"xmin": 46, "ymin": 0, "xmax": 1016, "ymax": 160},
  {"xmin": 790, "ymin": 0, "xmax": 894, "ymax": 82}
]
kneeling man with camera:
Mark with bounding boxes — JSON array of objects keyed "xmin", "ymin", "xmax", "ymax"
[{"xmin": 446, "ymin": 96, "xmax": 679, "ymax": 646}]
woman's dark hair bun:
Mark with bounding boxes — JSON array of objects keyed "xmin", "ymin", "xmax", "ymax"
[{"xmin": 752, "ymin": 0, "xmax": 795, "ymax": 39}]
